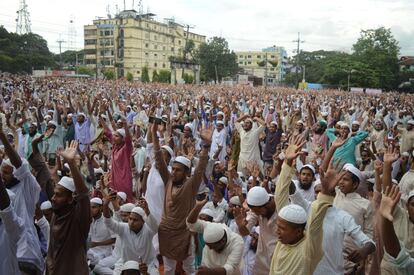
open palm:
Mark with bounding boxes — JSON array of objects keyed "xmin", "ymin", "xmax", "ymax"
[
  {"xmin": 58, "ymin": 140, "xmax": 79, "ymax": 161},
  {"xmin": 200, "ymin": 125, "xmax": 214, "ymax": 144},
  {"xmin": 379, "ymin": 185, "xmax": 401, "ymax": 222}
]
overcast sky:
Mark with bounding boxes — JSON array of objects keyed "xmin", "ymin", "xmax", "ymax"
[{"xmin": 1, "ymin": 0, "xmax": 413, "ymax": 56}]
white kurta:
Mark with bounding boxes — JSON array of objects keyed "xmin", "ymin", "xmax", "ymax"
[
  {"xmin": 235, "ymin": 123, "xmax": 265, "ymax": 173},
  {"xmin": 209, "ymin": 128, "xmax": 227, "ymax": 161}
]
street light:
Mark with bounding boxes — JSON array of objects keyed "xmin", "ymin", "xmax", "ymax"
[{"xmin": 347, "ymin": 69, "xmax": 357, "ymax": 92}]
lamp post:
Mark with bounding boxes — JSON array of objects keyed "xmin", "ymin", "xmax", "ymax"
[{"xmin": 347, "ymin": 69, "xmax": 356, "ymax": 92}]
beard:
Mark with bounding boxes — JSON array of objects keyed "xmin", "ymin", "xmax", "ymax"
[
  {"xmin": 227, "ymin": 212, "xmax": 234, "ymax": 220},
  {"xmin": 299, "ymin": 181, "xmax": 313, "ymax": 190}
]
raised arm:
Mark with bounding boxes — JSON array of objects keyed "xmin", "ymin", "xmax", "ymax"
[
  {"xmin": 151, "ymin": 122, "xmax": 170, "ymax": 185},
  {"xmin": 57, "ymin": 140, "xmax": 89, "ymax": 194},
  {"xmin": 382, "ymin": 146, "xmax": 399, "ymax": 191},
  {"xmin": 0, "ymin": 120, "xmax": 22, "ymax": 168}
]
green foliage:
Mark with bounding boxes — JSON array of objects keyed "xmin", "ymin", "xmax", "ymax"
[
  {"xmin": 54, "ymin": 50, "xmax": 84, "ymax": 68},
  {"xmin": 77, "ymin": 66, "xmax": 94, "ymax": 76},
  {"xmin": 103, "ymin": 69, "xmax": 115, "ymax": 80},
  {"xmin": 152, "ymin": 70, "xmax": 159, "ymax": 82},
  {"xmin": 257, "ymin": 60, "xmax": 266, "ymax": 67},
  {"xmin": 126, "ymin": 72, "xmax": 134, "ymax": 81},
  {"xmin": 0, "ymin": 26, "xmax": 56, "ymax": 73},
  {"xmin": 157, "ymin": 70, "xmax": 171, "ymax": 83},
  {"xmin": 194, "ymin": 37, "xmax": 239, "ymax": 82},
  {"xmin": 141, "ymin": 66, "xmax": 150, "ymax": 82},
  {"xmin": 268, "ymin": 60, "xmax": 278, "ymax": 67},
  {"xmin": 182, "ymin": 73, "xmax": 194, "ymax": 84}
]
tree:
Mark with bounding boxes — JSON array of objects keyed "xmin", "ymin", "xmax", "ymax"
[
  {"xmin": 77, "ymin": 66, "xmax": 94, "ymax": 76},
  {"xmin": 157, "ymin": 70, "xmax": 171, "ymax": 83},
  {"xmin": 195, "ymin": 37, "xmax": 239, "ymax": 83},
  {"xmin": 152, "ymin": 70, "xmax": 159, "ymax": 82},
  {"xmin": 352, "ymin": 27, "xmax": 400, "ymax": 90},
  {"xmin": 126, "ymin": 72, "xmax": 134, "ymax": 82},
  {"xmin": 182, "ymin": 73, "xmax": 194, "ymax": 84},
  {"xmin": 141, "ymin": 66, "xmax": 150, "ymax": 82},
  {"xmin": 103, "ymin": 69, "xmax": 115, "ymax": 80}
]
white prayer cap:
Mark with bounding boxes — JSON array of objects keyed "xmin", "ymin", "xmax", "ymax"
[
  {"xmin": 48, "ymin": 120, "xmax": 57, "ymax": 127},
  {"xmin": 184, "ymin": 123, "xmax": 193, "ymax": 131},
  {"xmin": 78, "ymin": 112, "xmax": 86, "ymax": 117},
  {"xmin": 121, "ymin": 261, "xmax": 139, "ymax": 271},
  {"xmin": 94, "ymin": 167, "xmax": 104, "ymax": 175},
  {"xmin": 198, "ymin": 186, "xmax": 210, "ymax": 194},
  {"xmin": 300, "ymin": 164, "xmax": 316, "ymax": 175},
  {"xmin": 366, "ymin": 178, "xmax": 375, "ymax": 185},
  {"xmin": 126, "ymin": 105, "xmax": 132, "ymax": 109},
  {"xmin": 408, "ymin": 190, "xmax": 414, "ymax": 201},
  {"xmin": 343, "ymin": 163, "xmax": 363, "ymax": 183},
  {"xmin": 161, "ymin": 145, "xmax": 174, "ymax": 158},
  {"xmin": 242, "ymin": 187, "xmax": 247, "ymax": 194},
  {"xmin": 229, "ymin": 196, "xmax": 241, "ymax": 206},
  {"xmin": 203, "ymin": 223, "xmax": 226, "ymax": 243},
  {"xmin": 218, "ymin": 177, "xmax": 228, "ymax": 185},
  {"xmin": 115, "ymin": 129, "xmax": 126, "ymax": 138},
  {"xmin": 269, "ymin": 105, "xmax": 275, "ymax": 110},
  {"xmin": 67, "ymin": 113, "xmax": 73, "ymax": 118},
  {"xmin": 117, "ymin": 192, "xmax": 127, "ymax": 202},
  {"xmin": 247, "ymin": 186, "xmax": 269, "ymax": 207},
  {"xmin": 214, "ymin": 161, "xmax": 221, "ymax": 166},
  {"xmin": 47, "ymin": 109, "xmax": 54, "ymax": 114},
  {"xmin": 200, "ymin": 208, "xmax": 215, "ymax": 219},
  {"xmin": 408, "ymin": 120, "xmax": 414, "ymax": 126},
  {"xmin": 216, "ymin": 120, "xmax": 224, "ymax": 125},
  {"xmin": 100, "ymin": 114, "xmax": 107, "ymax": 120},
  {"xmin": 30, "ymin": 121, "xmax": 38, "ymax": 127},
  {"xmin": 120, "ymin": 203, "xmax": 135, "ymax": 213},
  {"xmin": 321, "ymin": 111, "xmax": 329, "ymax": 117},
  {"xmin": 402, "ymin": 152, "xmax": 410, "ymax": 157},
  {"xmin": 254, "ymin": 226, "xmax": 260, "ymax": 234},
  {"xmin": 44, "ymin": 115, "xmax": 52, "ymax": 120},
  {"xmin": 392, "ymin": 179, "xmax": 398, "ymax": 185},
  {"xmin": 296, "ymin": 120, "xmax": 304, "ymax": 125},
  {"xmin": 174, "ymin": 156, "xmax": 191, "ymax": 169},
  {"xmin": 217, "ymin": 111, "xmax": 225, "ymax": 117},
  {"xmin": 40, "ymin": 201, "xmax": 52, "ymax": 210},
  {"xmin": 279, "ymin": 204, "xmax": 307, "ymax": 224},
  {"xmin": 237, "ymin": 171, "xmax": 244, "ymax": 178},
  {"xmin": 340, "ymin": 123, "xmax": 350, "ymax": 129},
  {"xmin": 352, "ymin": 121, "xmax": 360, "ymax": 126},
  {"xmin": 131, "ymin": 207, "xmax": 147, "ymax": 222},
  {"xmin": 90, "ymin": 197, "xmax": 103, "ymax": 205},
  {"xmin": 270, "ymin": 121, "xmax": 278, "ymax": 126},
  {"xmin": 57, "ymin": 176, "xmax": 75, "ymax": 192},
  {"xmin": 245, "ymin": 118, "xmax": 253, "ymax": 123}
]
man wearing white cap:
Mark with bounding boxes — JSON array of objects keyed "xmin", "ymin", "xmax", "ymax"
[
  {"xmin": 333, "ymin": 163, "xmax": 374, "ymax": 273},
  {"xmin": 120, "ymin": 260, "xmax": 148, "ymax": 275},
  {"xmin": 379, "ymin": 153, "xmax": 414, "ymax": 274},
  {"xmin": 88, "ymin": 197, "xmax": 116, "ymax": 264},
  {"xmin": 103, "ymin": 194, "xmax": 158, "ymax": 275},
  {"xmin": 47, "ymin": 141, "xmax": 92, "ymax": 275},
  {"xmin": 153, "ymin": 122, "xmax": 213, "ymax": 275},
  {"xmin": 0, "ymin": 173, "xmax": 25, "ymax": 275},
  {"xmin": 187, "ymin": 198, "xmax": 244, "ymax": 275},
  {"xmin": 117, "ymin": 192, "xmax": 127, "ymax": 206},
  {"xmin": 93, "ymin": 203, "xmax": 135, "ymax": 275},
  {"xmin": 235, "ymin": 114, "xmax": 266, "ymax": 174},
  {"xmin": 40, "ymin": 200, "xmax": 53, "ymax": 222},
  {"xmin": 209, "ymin": 120, "xmax": 227, "ymax": 161},
  {"xmin": 42, "ymin": 118, "xmax": 64, "ymax": 166},
  {"xmin": 269, "ymin": 136, "xmax": 341, "ymax": 275},
  {"xmin": 0, "ymin": 121, "xmax": 44, "ymax": 274},
  {"xmin": 104, "ymin": 118, "xmax": 134, "ymax": 201},
  {"xmin": 74, "ymin": 111, "xmax": 92, "ymax": 152},
  {"xmin": 202, "ymin": 191, "xmax": 226, "ymax": 223},
  {"xmin": 395, "ymin": 119, "xmax": 414, "ymax": 154},
  {"xmin": 22, "ymin": 121, "xmax": 42, "ymax": 159}
]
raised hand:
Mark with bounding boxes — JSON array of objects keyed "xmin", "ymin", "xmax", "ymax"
[
  {"xmin": 383, "ymin": 146, "xmax": 399, "ymax": 164},
  {"xmin": 379, "ymin": 185, "xmax": 401, "ymax": 222},
  {"xmin": 57, "ymin": 140, "xmax": 79, "ymax": 162},
  {"xmin": 332, "ymin": 136, "xmax": 347, "ymax": 149},
  {"xmin": 233, "ymin": 206, "xmax": 247, "ymax": 227},
  {"xmin": 319, "ymin": 159, "xmax": 345, "ymax": 195},
  {"xmin": 285, "ymin": 134, "xmax": 306, "ymax": 166},
  {"xmin": 200, "ymin": 124, "xmax": 214, "ymax": 145},
  {"xmin": 137, "ymin": 198, "xmax": 150, "ymax": 215}
]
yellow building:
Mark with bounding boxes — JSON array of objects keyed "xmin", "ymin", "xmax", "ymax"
[
  {"xmin": 83, "ymin": 10, "xmax": 205, "ymax": 81},
  {"xmin": 235, "ymin": 46, "xmax": 287, "ymax": 85}
]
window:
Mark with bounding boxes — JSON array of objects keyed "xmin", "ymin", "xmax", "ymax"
[
  {"xmin": 85, "ymin": 59, "xmax": 96, "ymax": 65},
  {"xmin": 178, "ymin": 40, "xmax": 181, "ymax": 45},
  {"xmin": 248, "ymin": 61, "xmax": 251, "ymax": 64},
  {"xmin": 239, "ymin": 61, "xmax": 243, "ymax": 64},
  {"xmin": 84, "ymin": 39, "xmax": 96, "ymax": 45},
  {"xmin": 154, "ymin": 45, "xmax": 158, "ymax": 50},
  {"xmin": 154, "ymin": 63, "xmax": 157, "ymax": 67},
  {"xmin": 239, "ymin": 55, "xmax": 243, "ymax": 58},
  {"xmin": 247, "ymin": 55, "xmax": 251, "ymax": 58},
  {"xmin": 145, "ymin": 52, "xmax": 149, "ymax": 57},
  {"xmin": 163, "ymin": 46, "xmax": 166, "ymax": 51},
  {"xmin": 145, "ymin": 43, "xmax": 149, "ymax": 48},
  {"xmin": 119, "ymin": 29, "xmax": 124, "ymax": 38},
  {"xmin": 154, "ymin": 53, "xmax": 158, "ymax": 58},
  {"xmin": 84, "ymin": 49, "xmax": 96, "ymax": 55},
  {"xmin": 257, "ymin": 55, "xmax": 261, "ymax": 59},
  {"xmin": 162, "ymin": 63, "xmax": 166, "ymax": 68},
  {"xmin": 119, "ymin": 39, "xmax": 124, "ymax": 47},
  {"xmin": 171, "ymin": 47, "xmax": 174, "ymax": 52},
  {"xmin": 271, "ymin": 55, "xmax": 275, "ymax": 58},
  {"xmin": 154, "ymin": 35, "xmax": 157, "ymax": 40}
]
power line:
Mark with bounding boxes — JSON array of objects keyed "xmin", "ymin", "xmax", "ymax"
[{"xmin": 292, "ymin": 32, "xmax": 305, "ymax": 88}]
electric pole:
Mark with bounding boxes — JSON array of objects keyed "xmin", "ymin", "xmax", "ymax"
[
  {"xmin": 292, "ymin": 32, "xmax": 304, "ymax": 88},
  {"xmin": 264, "ymin": 52, "xmax": 268, "ymax": 88},
  {"xmin": 182, "ymin": 24, "xmax": 195, "ymax": 81},
  {"xmin": 57, "ymin": 39, "xmax": 66, "ymax": 70}
]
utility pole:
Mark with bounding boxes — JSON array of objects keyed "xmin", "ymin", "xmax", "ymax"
[
  {"xmin": 264, "ymin": 52, "xmax": 268, "ymax": 88},
  {"xmin": 292, "ymin": 32, "xmax": 304, "ymax": 89},
  {"xmin": 56, "ymin": 39, "xmax": 66, "ymax": 70},
  {"xmin": 182, "ymin": 24, "xmax": 194, "ymax": 80}
]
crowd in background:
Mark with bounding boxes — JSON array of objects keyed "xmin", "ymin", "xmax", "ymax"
[{"xmin": 0, "ymin": 75, "xmax": 413, "ymax": 275}]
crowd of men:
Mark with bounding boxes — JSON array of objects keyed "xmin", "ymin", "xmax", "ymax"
[{"xmin": 0, "ymin": 74, "xmax": 413, "ymax": 275}]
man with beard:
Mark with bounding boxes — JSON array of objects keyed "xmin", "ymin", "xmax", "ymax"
[
  {"xmin": 0, "ymin": 121, "xmax": 44, "ymax": 274},
  {"xmin": 226, "ymin": 196, "xmax": 241, "ymax": 234},
  {"xmin": 22, "ymin": 121, "xmax": 42, "ymax": 159},
  {"xmin": 396, "ymin": 120, "xmax": 414, "ymax": 154},
  {"xmin": 210, "ymin": 120, "xmax": 227, "ymax": 161},
  {"xmin": 309, "ymin": 120, "xmax": 328, "ymax": 163},
  {"xmin": 370, "ymin": 119, "xmax": 386, "ymax": 152},
  {"xmin": 63, "ymin": 113, "xmax": 75, "ymax": 146},
  {"xmin": 293, "ymin": 164, "xmax": 316, "ymax": 202},
  {"xmin": 74, "ymin": 112, "xmax": 92, "ymax": 152},
  {"xmin": 47, "ymin": 140, "xmax": 91, "ymax": 275},
  {"xmin": 262, "ymin": 121, "xmax": 283, "ymax": 168}
]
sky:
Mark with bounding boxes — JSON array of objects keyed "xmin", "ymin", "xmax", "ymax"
[{"xmin": 1, "ymin": 0, "xmax": 413, "ymax": 56}]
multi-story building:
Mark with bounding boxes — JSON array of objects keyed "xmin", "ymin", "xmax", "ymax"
[
  {"xmin": 235, "ymin": 46, "xmax": 287, "ymax": 85},
  {"xmin": 83, "ymin": 10, "xmax": 206, "ymax": 80}
]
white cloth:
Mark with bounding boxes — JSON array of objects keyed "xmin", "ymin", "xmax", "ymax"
[
  {"xmin": 203, "ymin": 200, "xmax": 228, "ymax": 223},
  {"xmin": 8, "ymin": 159, "xmax": 44, "ymax": 271},
  {"xmin": 35, "ymin": 216, "xmax": 50, "ymax": 247},
  {"xmin": 293, "ymin": 180, "xmax": 316, "ymax": 202},
  {"xmin": 242, "ymin": 236, "xmax": 256, "ymax": 275},
  {"xmin": 187, "ymin": 220, "xmax": 244, "ymax": 275},
  {"xmin": 382, "ymin": 242, "xmax": 414, "ymax": 275},
  {"xmin": 104, "ymin": 214, "xmax": 157, "ymax": 272},
  {"xmin": 235, "ymin": 123, "xmax": 265, "ymax": 173},
  {"xmin": 0, "ymin": 205, "xmax": 24, "ymax": 275},
  {"xmin": 89, "ymin": 215, "xmax": 114, "ymax": 259},
  {"xmin": 93, "ymin": 254, "xmax": 118, "ymax": 275},
  {"xmin": 209, "ymin": 128, "xmax": 227, "ymax": 161}
]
